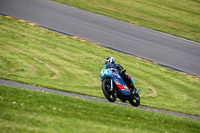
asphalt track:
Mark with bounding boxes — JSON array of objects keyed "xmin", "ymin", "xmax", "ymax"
[
  {"xmin": 0, "ymin": 79, "xmax": 200, "ymax": 120},
  {"xmin": 0, "ymin": 0, "xmax": 200, "ymax": 76}
]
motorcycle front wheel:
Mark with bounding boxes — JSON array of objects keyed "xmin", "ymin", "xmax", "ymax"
[
  {"xmin": 102, "ymin": 79, "xmax": 117, "ymax": 102},
  {"xmin": 129, "ymin": 93, "xmax": 140, "ymax": 107}
]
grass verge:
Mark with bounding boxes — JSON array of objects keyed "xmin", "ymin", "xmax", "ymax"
[
  {"xmin": 0, "ymin": 15, "xmax": 200, "ymax": 116},
  {"xmin": 52, "ymin": 0, "xmax": 200, "ymax": 43},
  {"xmin": 0, "ymin": 85, "xmax": 200, "ymax": 133}
]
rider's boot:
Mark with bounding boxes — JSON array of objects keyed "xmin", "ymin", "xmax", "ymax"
[{"xmin": 130, "ymin": 83, "xmax": 136, "ymax": 94}]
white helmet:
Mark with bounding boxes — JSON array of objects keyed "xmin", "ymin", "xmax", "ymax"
[{"xmin": 105, "ymin": 57, "xmax": 115, "ymax": 65}]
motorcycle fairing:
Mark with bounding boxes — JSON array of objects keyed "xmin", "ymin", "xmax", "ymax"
[{"xmin": 100, "ymin": 67, "xmax": 132, "ymax": 96}]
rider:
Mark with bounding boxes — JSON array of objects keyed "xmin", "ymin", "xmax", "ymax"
[{"xmin": 104, "ymin": 57, "xmax": 136, "ymax": 94}]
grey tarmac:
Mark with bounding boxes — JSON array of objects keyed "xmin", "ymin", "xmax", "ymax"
[
  {"xmin": 0, "ymin": 0, "xmax": 200, "ymax": 76},
  {"xmin": 0, "ymin": 79, "xmax": 200, "ymax": 121}
]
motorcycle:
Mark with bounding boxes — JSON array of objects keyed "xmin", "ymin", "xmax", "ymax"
[{"xmin": 100, "ymin": 66, "xmax": 140, "ymax": 107}]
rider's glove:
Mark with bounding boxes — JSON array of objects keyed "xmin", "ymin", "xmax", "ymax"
[{"xmin": 120, "ymin": 68, "xmax": 126, "ymax": 75}]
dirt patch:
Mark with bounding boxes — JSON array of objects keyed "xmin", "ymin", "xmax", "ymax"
[
  {"xmin": 135, "ymin": 78, "xmax": 157, "ymax": 97},
  {"xmin": 3, "ymin": 43, "xmax": 59, "ymax": 79},
  {"xmin": 3, "ymin": 43, "xmax": 26, "ymax": 54},
  {"xmin": 143, "ymin": 85, "xmax": 157, "ymax": 97},
  {"xmin": 33, "ymin": 58, "xmax": 59, "ymax": 79},
  {"xmin": 9, "ymin": 69, "xmax": 15, "ymax": 72},
  {"xmin": 56, "ymin": 48, "xmax": 72, "ymax": 59}
]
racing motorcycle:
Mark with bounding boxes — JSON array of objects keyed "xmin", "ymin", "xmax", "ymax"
[{"xmin": 100, "ymin": 66, "xmax": 140, "ymax": 107}]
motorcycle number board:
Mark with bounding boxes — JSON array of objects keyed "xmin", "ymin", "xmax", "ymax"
[{"xmin": 101, "ymin": 69, "xmax": 109, "ymax": 76}]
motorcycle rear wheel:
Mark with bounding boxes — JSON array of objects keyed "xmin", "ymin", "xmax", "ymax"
[
  {"xmin": 102, "ymin": 79, "xmax": 117, "ymax": 102},
  {"xmin": 129, "ymin": 93, "xmax": 140, "ymax": 107}
]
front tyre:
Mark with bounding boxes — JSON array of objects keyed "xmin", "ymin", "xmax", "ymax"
[
  {"xmin": 129, "ymin": 93, "xmax": 140, "ymax": 107},
  {"xmin": 102, "ymin": 79, "xmax": 117, "ymax": 102}
]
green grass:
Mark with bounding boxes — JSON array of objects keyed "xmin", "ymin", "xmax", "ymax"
[
  {"xmin": 0, "ymin": 85, "xmax": 200, "ymax": 133},
  {"xmin": 52, "ymin": 0, "xmax": 200, "ymax": 43},
  {"xmin": 0, "ymin": 15, "xmax": 200, "ymax": 116}
]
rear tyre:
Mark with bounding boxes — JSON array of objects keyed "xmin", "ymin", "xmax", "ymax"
[
  {"xmin": 102, "ymin": 79, "xmax": 117, "ymax": 102},
  {"xmin": 129, "ymin": 93, "xmax": 140, "ymax": 107}
]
